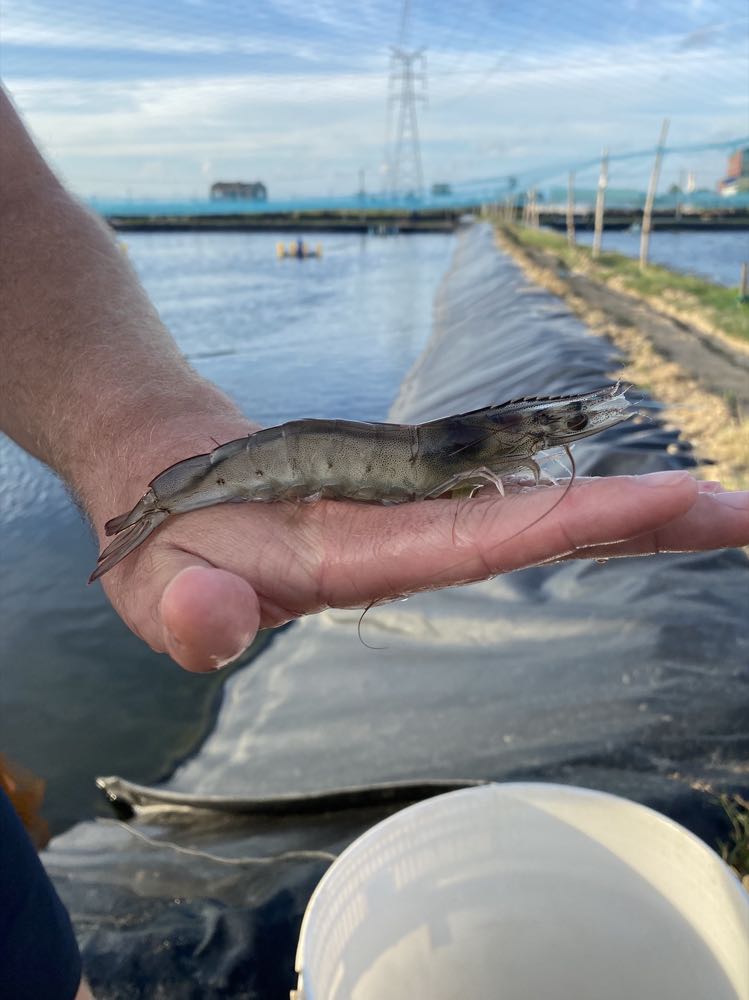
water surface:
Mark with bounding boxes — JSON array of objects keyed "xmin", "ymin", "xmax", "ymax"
[
  {"xmin": 573, "ymin": 228, "xmax": 748, "ymax": 287},
  {"xmin": 0, "ymin": 230, "xmax": 454, "ymax": 832}
]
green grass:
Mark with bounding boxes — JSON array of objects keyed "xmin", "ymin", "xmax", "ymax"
[
  {"xmin": 718, "ymin": 794, "xmax": 749, "ymax": 880},
  {"xmin": 499, "ymin": 223, "xmax": 749, "ymax": 346}
]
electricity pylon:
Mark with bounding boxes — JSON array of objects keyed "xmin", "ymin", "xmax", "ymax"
[{"xmin": 384, "ymin": 47, "xmax": 427, "ymax": 199}]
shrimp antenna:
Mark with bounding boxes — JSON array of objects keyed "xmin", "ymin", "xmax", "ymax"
[
  {"xmin": 502, "ymin": 443, "xmax": 577, "ymax": 545},
  {"xmin": 357, "ymin": 599, "xmax": 388, "ymax": 650},
  {"xmin": 451, "ymin": 492, "xmax": 464, "ymax": 547}
]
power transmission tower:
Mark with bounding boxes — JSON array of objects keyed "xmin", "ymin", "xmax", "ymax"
[{"xmin": 384, "ymin": 47, "xmax": 427, "ymax": 199}]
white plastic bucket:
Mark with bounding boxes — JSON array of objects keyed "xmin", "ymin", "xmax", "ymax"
[{"xmin": 293, "ymin": 783, "xmax": 749, "ymax": 1000}]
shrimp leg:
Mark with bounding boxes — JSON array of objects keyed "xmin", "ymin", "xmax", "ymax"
[{"xmin": 422, "ymin": 460, "xmax": 542, "ymax": 499}]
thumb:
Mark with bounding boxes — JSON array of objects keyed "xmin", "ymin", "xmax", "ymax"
[{"xmin": 156, "ymin": 561, "xmax": 260, "ymax": 672}]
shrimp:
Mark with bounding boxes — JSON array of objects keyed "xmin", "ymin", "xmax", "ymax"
[{"xmin": 89, "ymin": 383, "xmax": 634, "ymax": 582}]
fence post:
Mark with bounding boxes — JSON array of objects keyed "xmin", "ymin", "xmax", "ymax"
[
  {"xmin": 529, "ymin": 188, "xmax": 539, "ymax": 227},
  {"xmin": 640, "ymin": 119, "xmax": 670, "ymax": 270},
  {"xmin": 566, "ymin": 172, "xmax": 576, "ymax": 247},
  {"xmin": 592, "ymin": 148, "xmax": 608, "ymax": 259}
]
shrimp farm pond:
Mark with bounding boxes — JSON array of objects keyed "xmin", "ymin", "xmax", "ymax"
[
  {"xmin": 572, "ymin": 227, "xmax": 748, "ymax": 288},
  {"xmin": 0, "ymin": 229, "xmax": 456, "ymax": 833},
  {"xmin": 2, "ymin": 223, "xmax": 748, "ymax": 1000},
  {"xmin": 32, "ymin": 222, "xmax": 749, "ymax": 998}
]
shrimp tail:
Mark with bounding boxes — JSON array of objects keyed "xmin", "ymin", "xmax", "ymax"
[
  {"xmin": 104, "ymin": 487, "xmax": 161, "ymax": 536},
  {"xmin": 89, "ymin": 509, "xmax": 169, "ymax": 583},
  {"xmin": 104, "ymin": 509, "xmax": 137, "ymax": 535}
]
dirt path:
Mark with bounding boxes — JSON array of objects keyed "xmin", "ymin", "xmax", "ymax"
[
  {"xmin": 530, "ymin": 245, "xmax": 749, "ymax": 410},
  {"xmin": 496, "ymin": 230, "xmax": 749, "ymax": 490}
]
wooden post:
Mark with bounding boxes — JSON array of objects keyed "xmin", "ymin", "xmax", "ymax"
[
  {"xmin": 640, "ymin": 119, "xmax": 670, "ymax": 270},
  {"xmin": 592, "ymin": 147, "xmax": 609, "ymax": 259},
  {"xmin": 528, "ymin": 188, "xmax": 538, "ymax": 227},
  {"xmin": 740, "ymin": 262, "xmax": 748, "ymax": 301},
  {"xmin": 566, "ymin": 172, "xmax": 576, "ymax": 247}
]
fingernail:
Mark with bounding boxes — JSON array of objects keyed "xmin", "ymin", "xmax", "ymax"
[
  {"xmin": 638, "ymin": 470, "xmax": 692, "ymax": 488},
  {"xmin": 207, "ymin": 652, "xmax": 237, "ymax": 671},
  {"xmin": 710, "ymin": 491, "xmax": 749, "ymax": 510}
]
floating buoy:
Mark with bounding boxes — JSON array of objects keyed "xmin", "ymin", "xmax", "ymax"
[{"xmin": 277, "ymin": 240, "xmax": 322, "ymax": 259}]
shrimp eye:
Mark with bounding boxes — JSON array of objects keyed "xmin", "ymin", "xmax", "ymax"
[{"xmin": 567, "ymin": 413, "xmax": 588, "ymax": 432}]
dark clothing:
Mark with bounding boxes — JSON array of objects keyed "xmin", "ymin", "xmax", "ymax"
[{"xmin": 0, "ymin": 788, "xmax": 81, "ymax": 999}]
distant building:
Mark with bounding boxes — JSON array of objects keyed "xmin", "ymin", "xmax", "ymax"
[
  {"xmin": 431, "ymin": 182, "xmax": 453, "ymax": 197},
  {"xmin": 210, "ymin": 181, "xmax": 268, "ymax": 201},
  {"xmin": 718, "ymin": 148, "xmax": 749, "ymax": 196}
]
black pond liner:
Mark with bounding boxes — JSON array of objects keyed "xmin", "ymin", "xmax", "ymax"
[{"xmin": 44, "ymin": 224, "xmax": 749, "ymax": 999}]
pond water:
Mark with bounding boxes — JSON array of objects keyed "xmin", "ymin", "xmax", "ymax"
[
  {"xmin": 0, "ymin": 230, "xmax": 455, "ymax": 832},
  {"xmin": 573, "ymin": 228, "xmax": 748, "ymax": 287}
]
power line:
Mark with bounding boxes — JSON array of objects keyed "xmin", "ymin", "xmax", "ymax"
[{"xmin": 449, "ymin": 136, "xmax": 749, "ymax": 193}]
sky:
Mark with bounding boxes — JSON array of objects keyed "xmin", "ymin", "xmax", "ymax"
[{"xmin": 1, "ymin": 0, "xmax": 747, "ymax": 200}]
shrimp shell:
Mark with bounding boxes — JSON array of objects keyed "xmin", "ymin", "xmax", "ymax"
[{"xmin": 90, "ymin": 383, "xmax": 634, "ymax": 581}]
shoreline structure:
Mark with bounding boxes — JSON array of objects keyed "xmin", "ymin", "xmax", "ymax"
[
  {"xmin": 107, "ymin": 208, "xmax": 463, "ymax": 233},
  {"xmin": 493, "ymin": 221, "xmax": 749, "ymax": 491},
  {"xmin": 104, "ymin": 205, "xmax": 749, "ymax": 235}
]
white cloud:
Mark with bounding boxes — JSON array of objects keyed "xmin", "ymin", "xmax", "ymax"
[
  {"xmin": 3, "ymin": 6, "xmax": 746, "ymax": 198},
  {"xmin": 0, "ymin": 0, "xmax": 377, "ymax": 63},
  {"xmin": 1, "ymin": 18, "xmax": 318, "ymax": 60}
]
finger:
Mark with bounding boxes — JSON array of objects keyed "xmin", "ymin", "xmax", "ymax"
[
  {"xmin": 159, "ymin": 564, "xmax": 261, "ymax": 672},
  {"xmin": 106, "ymin": 553, "xmax": 260, "ymax": 673},
  {"xmin": 561, "ymin": 490, "xmax": 749, "ymax": 560},
  {"xmin": 321, "ymin": 470, "xmax": 700, "ymax": 605}
]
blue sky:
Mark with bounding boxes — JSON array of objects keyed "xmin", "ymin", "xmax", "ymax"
[{"xmin": 2, "ymin": 0, "xmax": 747, "ymax": 199}]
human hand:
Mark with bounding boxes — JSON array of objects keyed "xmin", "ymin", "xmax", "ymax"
[{"xmin": 85, "ymin": 422, "xmax": 749, "ymax": 672}]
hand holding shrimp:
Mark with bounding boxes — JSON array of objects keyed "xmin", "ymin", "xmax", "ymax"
[
  {"xmin": 91, "ymin": 384, "xmax": 633, "ymax": 580},
  {"xmin": 86, "ymin": 390, "xmax": 749, "ymax": 672}
]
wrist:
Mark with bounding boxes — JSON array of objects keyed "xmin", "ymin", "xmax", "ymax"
[{"xmin": 72, "ymin": 384, "xmax": 258, "ymax": 540}]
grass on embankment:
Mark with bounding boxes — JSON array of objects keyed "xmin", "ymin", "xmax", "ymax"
[
  {"xmin": 494, "ymin": 222, "xmax": 749, "ymax": 491},
  {"xmin": 720, "ymin": 794, "xmax": 749, "ymax": 886},
  {"xmin": 501, "ymin": 223, "xmax": 749, "ymax": 347}
]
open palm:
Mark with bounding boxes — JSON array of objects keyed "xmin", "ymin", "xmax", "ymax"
[{"xmin": 95, "ymin": 467, "xmax": 748, "ymax": 671}]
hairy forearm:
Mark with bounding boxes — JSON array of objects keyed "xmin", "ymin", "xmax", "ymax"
[{"xmin": 0, "ymin": 87, "xmax": 253, "ymax": 528}]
